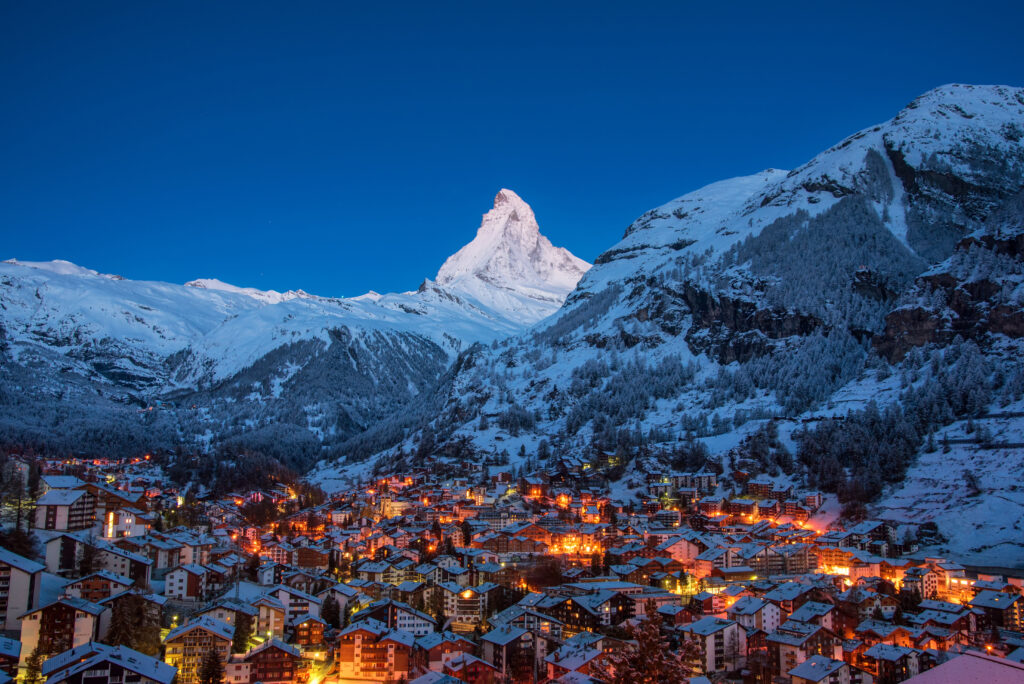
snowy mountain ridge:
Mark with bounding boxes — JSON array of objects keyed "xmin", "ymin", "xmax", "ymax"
[{"xmin": 0, "ymin": 191, "xmax": 589, "ymax": 460}]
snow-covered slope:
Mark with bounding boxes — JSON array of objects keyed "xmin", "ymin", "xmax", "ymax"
[
  {"xmin": 0, "ymin": 191, "xmax": 589, "ymax": 459},
  {"xmin": 436, "ymin": 189, "xmax": 590, "ymax": 325},
  {"xmin": 323, "ymin": 85, "xmax": 1024, "ymax": 564}
]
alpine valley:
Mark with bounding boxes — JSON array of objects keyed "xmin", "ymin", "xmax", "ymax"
[{"xmin": 4, "ymin": 84, "xmax": 1024, "ymax": 566}]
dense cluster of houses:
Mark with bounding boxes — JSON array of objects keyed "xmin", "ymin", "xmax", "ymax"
[{"xmin": 0, "ymin": 454, "xmax": 1022, "ymax": 684}]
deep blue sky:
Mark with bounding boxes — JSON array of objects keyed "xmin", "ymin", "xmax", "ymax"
[{"xmin": 3, "ymin": 2, "xmax": 1023, "ymax": 297}]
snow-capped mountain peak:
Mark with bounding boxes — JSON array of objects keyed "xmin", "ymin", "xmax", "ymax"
[{"xmin": 435, "ymin": 189, "xmax": 591, "ymax": 325}]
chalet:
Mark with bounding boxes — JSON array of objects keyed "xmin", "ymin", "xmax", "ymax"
[
  {"xmin": 101, "ymin": 508, "xmax": 151, "ymax": 539},
  {"xmin": 272, "ymin": 585, "xmax": 322, "ymax": 622},
  {"xmin": 292, "ymin": 546, "xmax": 330, "ymax": 570},
  {"xmin": 727, "ymin": 596, "xmax": 783, "ymax": 634},
  {"xmin": 546, "ymin": 593, "xmax": 632, "ymax": 637},
  {"xmin": 442, "ymin": 652, "xmax": 499, "ymax": 683},
  {"xmin": 654, "ymin": 534, "xmax": 703, "ymax": 562},
  {"xmin": 766, "ymin": 620, "xmax": 843, "ymax": 680},
  {"xmin": 902, "ymin": 567, "xmax": 939, "ymax": 598},
  {"xmin": 788, "ymin": 655, "xmax": 851, "ymax": 684},
  {"xmin": 680, "ymin": 616, "xmax": 747, "ymax": 673},
  {"xmin": 317, "ymin": 582, "xmax": 361, "ymax": 614},
  {"xmin": 63, "ymin": 570, "xmax": 134, "ymax": 603},
  {"xmin": 699, "ymin": 497, "xmax": 725, "ymax": 516},
  {"xmin": 480, "ymin": 626, "xmax": 534, "ymax": 682},
  {"xmin": 19, "ymin": 597, "xmax": 108, "ymax": 661},
  {"xmin": 97, "ymin": 591, "xmax": 165, "ymax": 629},
  {"xmin": 197, "ymin": 598, "xmax": 259, "ymax": 628},
  {"xmin": 854, "ymin": 619, "xmax": 915, "ymax": 648},
  {"xmin": 435, "ymin": 582, "xmax": 499, "ymax": 626},
  {"xmin": 162, "ymin": 616, "xmax": 233, "ymax": 684},
  {"xmin": 789, "ymin": 601, "xmax": 836, "ymax": 632},
  {"xmin": 859, "ymin": 643, "xmax": 926, "ymax": 683},
  {"xmin": 290, "ymin": 614, "xmax": 327, "ymax": 646},
  {"xmin": 252, "ymin": 595, "xmax": 287, "ymax": 639},
  {"xmin": 225, "ymin": 638, "xmax": 307, "ymax": 684},
  {"xmin": 257, "ymin": 562, "xmax": 287, "ymax": 586},
  {"xmin": 909, "ymin": 599, "xmax": 976, "ymax": 636},
  {"xmin": 836, "ymin": 587, "xmax": 899, "ymax": 633},
  {"xmin": 0, "ymin": 547, "xmax": 44, "ymax": 632},
  {"xmin": 165, "ymin": 564, "xmax": 208, "ymax": 600},
  {"xmin": 970, "ymin": 590, "xmax": 1022, "ymax": 630},
  {"xmin": 41, "ymin": 644, "xmax": 175, "ymax": 684},
  {"xmin": 764, "ymin": 581, "xmax": 814, "ymax": 617},
  {"xmin": 416, "ymin": 631, "xmax": 476, "ymax": 672},
  {"xmin": 34, "ymin": 489, "xmax": 96, "ymax": 531},
  {"xmin": 352, "ymin": 598, "xmax": 436, "ymax": 636},
  {"xmin": 543, "ymin": 635, "xmax": 606, "ymax": 681},
  {"xmin": 335, "ymin": 619, "xmax": 417, "ymax": 682},
  {"xmin": 116, "ymin": 535, "xmax": 182, "ymax": 572},
  {"xmin": 489, "ymin": 605, "xmax": 564, "ymax": 640}
]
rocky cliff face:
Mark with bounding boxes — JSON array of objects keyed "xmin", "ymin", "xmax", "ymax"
[{"xmin": 877, "ymin": 189, "xmax": 1024, "ymax": 361}]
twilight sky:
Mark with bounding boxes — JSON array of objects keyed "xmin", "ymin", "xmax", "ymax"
[{"xmin": 3, "ymin": 1, "xmax": 1023, "ymax": 297}]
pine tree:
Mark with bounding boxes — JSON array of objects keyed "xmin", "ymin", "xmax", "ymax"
[
  {"xmin": 428, "ymin": 591, "xmax": 446, "ymax": 628},
  {"xmin": 198, "ymin": 648, "xmax": 224, "ymax": 684},
  {"xmin": 232, "ymin": 613, "xmax": 254, "ymax": 654},
  {"xmin": 594, "ymin": 600, "xmax": 699, "ymax": 683},
  {"xmin": 104, "ymin": 597, "xmax": 135, "ymax": 648},
  {"xmin": 102, "ymin": 593, "xmax": 162, "ymax": 656},
  {"xmin": 23, "ymin": 647, "xmax": 44, "ymax": 684},
  {"xmin": 322, "ymin": 595, "xmax": 341, "ymax": 630},
  {"xmin": 78, "ymin": 540, "xmax": 98, "ymax": 577},
  {"xmin": 243, "ymin": 553, "xmax": 260, "ymax": 582}
]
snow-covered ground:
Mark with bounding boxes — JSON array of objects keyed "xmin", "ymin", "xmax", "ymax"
[{"xmin": 876, "ymin": 399, "xmax": 1024, "ymax": 569}]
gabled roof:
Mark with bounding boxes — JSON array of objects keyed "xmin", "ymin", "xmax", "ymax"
[
  {"xmin": 0, "ymin": 637, "xmax": 20, "ymax": 659},
  {"xmin": 444, "ymin": 652, "xmax": 498, "ymax": 673},
  {"xmin": 243, "ymin": 638, "xmax": 301, "ymax": 659},
  {"xmin": 164, "ymin": 615, "xmax": 234, "ymax": 643},
  {"xmin": 789, "ymin": 601, "xmax": 834, "ymax": 623},
  {"xmin": 381, "ymin": 628, "xmax": 417, "ymax": 649},
  {"xmin": 353, "ymin": 598, "xmax": 436, "ymax": 624},
  {"xmin": 683, "ymin": 616, "xmax": 735, "ymax": 636},
  {"xmin": 24, "ymin": 595, "xmax": 106, "ymax": 619},
  {"xmin": 417, "ymin": 630, "xmax": 474, "ymax": 651},
  {"xmin": 339, "ymin": 618, "xmax": 388, "ymax": 638},
  {"xmin": 481, "ymin": 625, "xmax": 529, "ymax": 646},
  {"xmin": 289, "ymin": 613, "xmax": 327, "ymax": 627},
  {"xmin": 273, "ymin": 584, "xmax": 323, "ymax": 604},
  {"xmin": 40, "ymin": 642, "xmax": 112, "ymax": 676},
  {"xmin": 204, "ymin": 599, "xmax": 259, "ymax": 617},
  {"xmin": 41, "ymin": 475, "xmax": 86, "ymax": 489},
  {"xmin": 764, "ymin": 581, "xmax": 808, "ymax": 602},
  {"xmin": 43, "ymin": 645, "xmax": 175, "ymax": 684},
  {"xmin": 0, "ymin": 546, "xmax": 45, "ymax": 574},
  {"xmin": 36, "ymin": 489, "xmax": 89, "ymax": 506},
  {"xmin": 864, "ymin": 643, "xmax": 916, "ymax": 662},
  {"xmin": 971, "ymin": 590, "xmax": 1021, "ymax": 610},
  {"xmin": 788, "ymin": 655, "xmax": 846, "ymax": 682},
  {"xmin": 728, "ymin": 596, "xmax": 769, "ymax": 616},
  {"xmin": 67, "ymin": 570, "xmax": 134, "ymax": 586}
]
